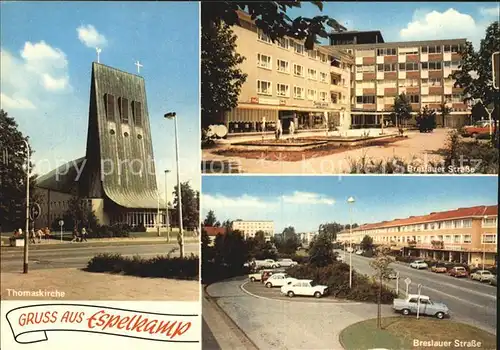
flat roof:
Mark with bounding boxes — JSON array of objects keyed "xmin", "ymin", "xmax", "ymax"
[{"xmin": 327, "ymin": 37, "xmax": 467, "ymax": 49}]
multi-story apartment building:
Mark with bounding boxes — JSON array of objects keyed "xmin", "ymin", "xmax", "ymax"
[
  {"xmin": 328, "ymin": 30, "xmax": 470, "ymax": 128},
  {"xmin": 336, "ymin": 205, "xmax": 498, "ymax": 267},
  {"xmin": 222, "ymin": 11, "xmax": 354, "ymax": 135},
  {"xmin": 232, "ymin": 220, "xmax": 275, "ymax": 241},
  {"xmin": 300, "ymin": 231, "xmax": 319, "ymax": 245}
]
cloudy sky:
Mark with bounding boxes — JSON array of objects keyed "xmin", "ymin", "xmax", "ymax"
[
  {"xmin": 1, "ymin": 2, "xmax": 200, "ymax": 195},
  {"xmin": 202, "ymin": 176, "xmax": 498, "ymax": 233},
  {"xmin": 288, "ymin": 2, "xmax": 499, "ymax": 49}
]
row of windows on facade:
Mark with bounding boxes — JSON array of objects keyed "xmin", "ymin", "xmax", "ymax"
[
  {"xmin": 105, "ymin": 93, "xmax": 143, "ymax": 126},
  {"xmin": 365, "ymin": 234, "xmax": 497, "ymax": 245},
  {"xmin": 358, "ymin": 78, "xmax": 454, "ymax": 88},
  {"xmin": 257, "ymin": 80, "xmax": 344, "ymax": 102},
  {"xmin": 353, "ymin": 218, "xmax": 497, "ymax": 235},
  {"xmin": 255, "ymin": 28, "xmax": 338, "ymax": 65},
  {"xmin": 356, "ymin": 61, "xmax": 461, "ymax": 73},
  {"xmin": 356, "ymin": 44, "xmax": 463, "ymax": 57},
  {"xmin": 355, "ymin": 94, "xmax": 463, "ymax": 105}
]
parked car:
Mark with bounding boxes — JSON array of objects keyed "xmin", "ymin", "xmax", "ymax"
[
  {"xmin": 393, "ymin": 294, "xmax": 449, "ymax": 319},
  {"xmin": 254, "ymin": 259, "xmax": 280, "ymax": 269},
  {"xmin": 277, "ymin": 258, "xmax": 298, "ymax": 267},
  {"xmin": 490, "ymin": 276, "xmax": 497, "ymax": 286},
  {"xmin": 261, "ymin": 269, "xmax": 285, "ymax": 283},
  {"xmin": 264, "ymin": 273, "xmax": 297, "ymax": 288},
  {"xmin": 430, "ymin": 263, "xmax": 448, "ymax": 273},
  {"xmin": 448, "ymin": 266, "xmax": 468, "ymax": 278},
  {"xmin": 248, "ymin": 269, "xmax": 272, "ymax": 282},
  {"xmin": 280, "ymin": 279, "xmax": 329, "ymax": 298},
  {"xmin": 462, "ymin": 120, "xmax": 496, "ymax": 138},
  {"xmin": 409, "ymin": 260, "xmax": 428, "ymax": 269},
  {"xmin": 355, "ymin": 250, "xmax": 364, "ymax": 255},
  {"xmin": 470, "ymin": 270, "xmax": 495, "ymax": 282}
]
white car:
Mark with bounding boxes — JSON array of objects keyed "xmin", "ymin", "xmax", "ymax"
[
  {"xmin": 277, "ymin": 258, "xmax": 298, "ymax": 267},
  {"xmin": 336, "ymin": 255, "xmax": 344, "ymax": 262},
  {"xmin": 355, "ymin": 250, "xmax": 364, "ymax": 255},
  {"xmin": 254, "ymin": 259, "xmax": 280, "ymax": 269},
  {"xmin": 264, "ymin": 273, "xmax": 297, "ymax": 288},
  {"xmin": 410, "ymin": 260, "xmax": 428, "ymax": 269},
  {"xmin": 280, "ymin": 279, "xmax": 329, "ymax": 298},
  {"xmin": 346, "ymin": 247, "xmax": 354, "ymax": 253},
  {"xmin": 470, "ymin": 270, "xmax": 494, "ymax": 282}
]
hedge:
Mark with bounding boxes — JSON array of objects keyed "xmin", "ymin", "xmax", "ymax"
[
  {"xmin": 86, "ymin": 253, "xmax": 198, "ymax": 280},
  {"xmin": 286, "ymin": 263, "xmax": 396, "ymax": 303}
]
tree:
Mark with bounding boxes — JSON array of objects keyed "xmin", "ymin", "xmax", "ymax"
[
  {"xmin": 369, "ymin": 245, "xmax": 395, "ymax": 329},
  {"xmin": 308, "ymin": 232, "xmax": 336, "ymax": 267},
  {"xmin": 438, "ymin": 102, "xmax": 451, "ymax": 127},
  {"xmin": 416, "ymin": 106, "xmax": 437, "ymax": 133},
  {"xmin": 214, "ymin": 229, "xmax": 249, "ymax": 268},
  {"xmin": 0, "ymin": 109, "xmax": 39, "ymax": 232},
  {"xmin": 318, "ymin": 222, "xmax": 344, "ymax": 241},
  {"xmin": 203, "ymin": 210, "xmax": 217, "ymax": 227},
  {"xmin": 451, "ymin": 22, "xmax": 499, "ymax": 144},
  {"xmin": 392, "ymin": 93, "xmax": 413, "ymax": 128},
  {"xmin": 201, "ymin": 228, "xmax": 214, "ymax": 264},
  {"xmin": 61, "ymin": 197, "xmax": 99, "ymax": 232},
  {"xmin": 360, "ymin": 235, "xmax": 374, "ymax": 252},
  {"xmin": 275, "ymin": 226, "xmax": 300, "ymax": 254},
  {"xmin": 201, "ymin": 21, "xmax": 247, "ymax": 129},
  {"xmin": 172, "ymin": 181, "xmax": 200, "ymax": 231}
]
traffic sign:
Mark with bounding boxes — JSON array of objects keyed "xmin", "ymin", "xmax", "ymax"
[
  {"xmin": 58, "ymin": 220, "xmax": 64, "ymax": 227},
  {"xmin": 29, "ymin": 203, "xmax": 41, "ymax": 220},
  {"xmin": 492, "ymin": 52, "xmax": 499, "ymax": 90},
  {"xmin": 404, "ymin": 278, "xmax": 411, "ymax": 285}
]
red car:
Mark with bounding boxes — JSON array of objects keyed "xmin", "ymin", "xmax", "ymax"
[
  {"xmin": 462, "ymin": 121, "xmax": 495, "ymax": 138},
  {"xmin": 448, "ymin": 266, "xmax": 468, "ymax": 278}
]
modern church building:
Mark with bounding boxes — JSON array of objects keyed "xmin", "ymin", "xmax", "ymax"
[{"xmin": 35, "ymin": 62, "xmax": 168, "ymax": 230}]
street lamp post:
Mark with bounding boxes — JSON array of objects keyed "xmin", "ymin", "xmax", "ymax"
[
  {"xmin": 164, "ymin": 112, "xmax": 184, "ymax": 258},
  {"xmin": 164, "ymin": 169, "xmax": 170, "ymax": 242},
  {"xmin": 347, "ymin": 196, "xmax": 355, "ymax": 289},
  {"xmin": 22, "ymin": 140, "xmax": 30, "ymax": 274},
  {"xmin": 156, "ymin": 191, "xmax": 161, "ymax": 237}
]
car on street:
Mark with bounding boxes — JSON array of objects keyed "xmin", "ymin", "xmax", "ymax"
[
  {"xmin": 462, "ymin": 120, "xmax": 496, "ymax": 138},
  {"xmin": 261, "ymin": 269, "xmax": 285, "ymax": 283},
  {"xmin": 393, "ymin": 294, "xmax": 450, "ymax": 319},
  {"xmin": 280, "ymin": 279, "xmax": 329, "ymax": 298},
  {"xmin": 264, "ymin": 273, "xmax": 297, "ymax": 288},
  {"xmin": 355, "ymin": 250, "xmax": 364, "ymax": 255},
  {"xmin": 470, "ymin": 270, "xmax": 495, "ymax": 283},
  {"xmin": 254, "ymin": 259, "xmax": 280, "ymax": 269},
  {"xmin": 490, "ymin": 275, "xmax": 497, "ymax": 286},
  {"xmin": 277, "ymin": 258, "xmax": 298, "ymax": 267},
  {"xmin": 346, "ymin": 247, "xmax": 354, "ymax": 253},
  {"xmin": 409, "ymin": 260, "xmax": 428, "ymax": 269},
  {"xmin": 248, "ymin": 269, "xmax": 272, "ymax": 282},
  {"xmin": 430, "ymin": 263, "xmax": 448, "ymax": 273},
  {"xmin": 448, "ymin": 266, "xmax": 468, "ymax": 278}
]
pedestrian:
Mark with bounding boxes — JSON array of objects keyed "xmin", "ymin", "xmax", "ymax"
[
  {"xmin": 36, "ymin": 228, "xmax": 43, "ymax": 243},
  {"xmin": 81, "ymin": 227, "xmax": 88, "ymax": 242},
  {"xmin": 29, "ymin": 228, "xmax": 36, "ymax": 244},
  {"xmin": 71, "ymin": 228, "xmax": 79, "ymax": 243}
]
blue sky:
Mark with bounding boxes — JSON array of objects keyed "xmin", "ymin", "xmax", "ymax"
[
  {"xmin": 202, "ymin": 176, "xmax": 498, "ymax": 233},
  {"xmin": 287, "ymin": 2, "xmax": 499, "ymax": 49},
  {"xmin": 1, "ymin": 2, "xmax": 200, "ymax": 195}
]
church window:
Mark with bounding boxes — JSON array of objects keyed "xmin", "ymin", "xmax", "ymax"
[
  {"xmin": 105, "ymin": 93, "xmax": 115, "ymax": 120},
  {"xmin": 132, "ymin": 101, "xmax": 142, "ymax": 126},
  {"xmin": 119, "ymin": 97, "xmax": 129, "ymax": 123}
]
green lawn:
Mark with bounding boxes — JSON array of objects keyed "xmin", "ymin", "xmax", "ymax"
[{"xmin": 340, "ymin": 317, "xmax": 496, "ymax": 350}]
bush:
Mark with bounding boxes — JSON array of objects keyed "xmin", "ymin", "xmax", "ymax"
[
  {"xmin": 395, "ymin": 256, "xmax": 413, "ymax": 263},
  {"xmin": 86, "ymin": 253, "xmax": 199, "ymax": 280},
  {"xmin": 286, "ymin": 263, "xmax": 396, "ymax": 303},
  {"xmin": 361, "ymin": 250, "xmax": 374, "ymax": 258},
  {"xmin": 202, "ymin": 262, "xmax": 250, "ymax": 284}
]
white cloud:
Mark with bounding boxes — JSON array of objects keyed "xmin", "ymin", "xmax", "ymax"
[
  {"xmin": 0, "ymin": 93, "xmax": 36, "ymax": 110},
  {"xmin": 398, "ymin": 8, "xmax": 493, "ymax": 49},
  {"xmin": 203, "ymin": 194, "xmax": 275, "ymax": 210},
  {"xmin": 42, "ymin": 74, "xmax": 69, "ymax": 91},
  {"xmin": 479, "ymin": 6, "xmax": 500, "ymax": 18},
  {"xmin": 281, "ymin": 191, "xmax": 335, "ymax": 206},
  {"xmin": 77, "ymin": 24, "xmax": 107, "ymax": 48}
]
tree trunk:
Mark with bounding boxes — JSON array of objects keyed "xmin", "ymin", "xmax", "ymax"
[{"xmin": 377, "ymin": 275, "xmax": 382, "ymax": 329}]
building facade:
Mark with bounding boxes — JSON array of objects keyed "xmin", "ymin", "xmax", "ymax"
[
  {"xmin": 232, "ymin": 220, "xmax": 275, "ymax": 241},
  {"xmin": 222, "ymin": 11, "xmax": 354, "ymax": 135},
  {"xmin": 327, "ymin": 31, "xmax": 470, "ymax": 128},
  {"xmin": 336, "ymin": 205, "xmax": 498, "ymax": 267},
  {"xmin": 34, "ymin": 62, "xmax": 169, "ymax": 232},
  {"xmin": 300, "ymin": 231, "xmax": 319, "ymax": 245}
]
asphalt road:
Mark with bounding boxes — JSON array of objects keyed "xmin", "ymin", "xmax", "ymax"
[
  {"xmin": 340, "ymin": 251, "xmax": 497, "ymax": 334},
  {"xmin": 0, "ymin": 243, "xmax": 199, "ymax": 272}
]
